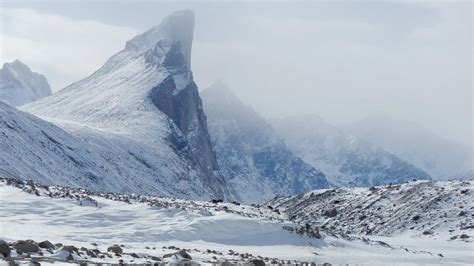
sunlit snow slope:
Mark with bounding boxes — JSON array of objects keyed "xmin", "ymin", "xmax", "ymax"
[{"xmin": 7, "ymin": 10, "xmax": 234, "ymax": 200}]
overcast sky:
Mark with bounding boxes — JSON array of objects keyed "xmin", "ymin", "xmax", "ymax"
[{"xmin": 0, "ymin": 1, "xmax": 472, "ymax": 145}]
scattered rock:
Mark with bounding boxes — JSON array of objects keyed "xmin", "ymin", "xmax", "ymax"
[
  {"xmin": 107, "ymin": 244, "xmax": 123, "ymax": 254},
  {"xmin": 163, "ymin": 249, "xmax": 192, "ymax": 260},
  {"xmin": 250, "ymin": 259, "xmax": 266, "ymax": 266},
  {"xmin": 13, "ymin": 240, "xmax": 39, "ymax": 253},
  {"xmin": 422, "ymin": 230, "xmax": 433, "ymax": 235},
  {"xmin": 62, "ymin": 245, "xmax": 79, "ymax": 254},
  {"xmin": 460, "ymin": 234, "xmax": 469, "ymax": 239},
  {"xmin": 0, "ymin": 240, "xmax": 11, "ymax": 258},
  {"xmin": 38, "ymin": 240, "xmax": 55, "ymax": 249}
]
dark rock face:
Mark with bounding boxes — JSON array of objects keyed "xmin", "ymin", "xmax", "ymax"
[
  {"xmin": 0, "ymin": 240, "xmax": 10, "ymax": 257},
  {"xmin": 150, "ymin": 76, "xmax": 232, "ymax": 200},
  {"xmin": 13, "ymin": 240, "xmax": 39, "ymax": 253}
]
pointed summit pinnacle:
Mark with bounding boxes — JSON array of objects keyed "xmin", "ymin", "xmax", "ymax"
[{"xmin": 125, "ymin": 10, "xmax": 195, "ymax": 70}]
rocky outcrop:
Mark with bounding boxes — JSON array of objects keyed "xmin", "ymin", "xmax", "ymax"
[{"xmin": 150, "ymin": 77, "xmax": 227, "ymax": 198}]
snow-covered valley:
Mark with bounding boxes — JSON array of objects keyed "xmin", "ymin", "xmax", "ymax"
[
  {"xmin": 0, "ymin": 178, "xmax": 472, "ymax": 265},
  {"xmin": 0, "ymin": 6, "xmax": 472, "ymax": 266}
]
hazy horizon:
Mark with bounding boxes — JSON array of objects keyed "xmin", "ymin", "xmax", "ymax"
[{"xmin": 1, "ymin": 1, "xmax": 472, "ymax": 145}]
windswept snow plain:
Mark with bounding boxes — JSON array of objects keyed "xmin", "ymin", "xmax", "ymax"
[{"xmin": 0, "ymin": 178, "xmax": 472, "ymax": 265}]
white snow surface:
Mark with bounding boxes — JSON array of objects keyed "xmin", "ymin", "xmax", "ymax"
[
  {"xmin": 1, "ymin": 180, "xmax": 472, "ymax": 265},
  {"xmin": 0, "ymin": 60, "xmax": 51, "ymax": 106}
]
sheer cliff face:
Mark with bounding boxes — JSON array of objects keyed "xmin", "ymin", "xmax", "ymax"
[
  {"xmin": 150, "ymin": 77, "xmax": 222, "ymax": 191},
  {"xmin": 19, "ymin": 10, "xmax": 235, "ymax": 201},
  {"xmin": 0, "ymin": 60, "xmax": 52, "ymax": 106}
]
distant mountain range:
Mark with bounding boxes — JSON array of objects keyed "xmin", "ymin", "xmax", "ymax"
[
  {"xmin": 347, "ymin": 116, "xmax": 473, "ymax": 180},
  {"xmin": 272, "ymin": 114, "xmax": 431, "ymax": 187}
]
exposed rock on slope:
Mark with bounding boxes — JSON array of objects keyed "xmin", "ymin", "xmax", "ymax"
[
  {"xmin": 269, "ymin": 180, "xmax": 473, "ymax": 238},
  {"xmin": 0, "ymin": 60, "xmax": 51, "ymax": 106},
  {"xmin": 272, "ymin": 115, "xmax": 431, "ymax": 187},
  {"xmin": 201, "ymin": 82, "xmax": 329, "ymax": 203}
]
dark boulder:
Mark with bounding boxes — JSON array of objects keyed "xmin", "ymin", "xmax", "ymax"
[
  {"xmin": 107, "ymin": 244, "xmax": 123, "ymax": 254},
  {"xmin": 38, "ymin": 240, "xmax": 55, "ymax": 249},
  {"xmin": 13, "ymin": 240, "xmax": 39, "ymax": 253},
  {"xmin": 0, "ymin": 240, "xmax": 11, "ymax": 257},
  {"xmin": 250, "ymin": 259, "xmax": 266, "ymax": 266}
]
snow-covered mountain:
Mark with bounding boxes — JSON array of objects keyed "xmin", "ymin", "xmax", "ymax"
[
  {"xmin": 272, "ymin": 115, "xmax": 431, "ymax": 187},
  {"xmin": 347, "ymin": 115, "xmax": 473, "ymax": 179},
  {"xmin": 0, "ymin": 10, "xmax": 236, "ymax": 200},
  {"xmin": 201, "ymin": 83, "xmax": 329, "ymax": 203},
  {"xmin": 0, "ymin": 60, "xmax": 51, "ymax": 106}
]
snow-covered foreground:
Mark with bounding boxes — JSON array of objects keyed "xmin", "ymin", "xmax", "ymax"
[{"xmin": 0, "ymin": 180, "xmax": 472, "ymax": 265}]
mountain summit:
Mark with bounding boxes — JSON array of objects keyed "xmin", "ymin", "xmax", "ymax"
[
  {"xmin": 14, "ymin": 10, "xmax": 235, "ymax": 200},
  {"xmin": 0, "ymin": 60, "xmax": 51, "ymax": 106},
  {"xmin": 126, "ymin": 9, "xmax": 194, "ymax": 70}
]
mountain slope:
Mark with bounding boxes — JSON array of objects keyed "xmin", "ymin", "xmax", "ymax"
[
  {"xmin": 272, "ymin": 115, "xmax": 431, "ymax": 187},
  {"xmin": 2, "ymin": 10, "xmax": 234, "ymax": 200},
  {"xmin": 201, "ymin": 83, "xmax": 329, "ymax": 203},
  {"xmin": 269, "ymin": 180, "xmax": 473, "ymax": 238},
  {"xmin": 347, "ymin": 115, "xmax": 473, "ymax": 179},
  {"xmin": 0, "ymin": 60, "xmax": 51, "ymax": 106}
]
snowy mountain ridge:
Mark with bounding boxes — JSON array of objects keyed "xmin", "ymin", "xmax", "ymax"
[{"xmin": 0, "ymin": 60, "xmax": 51, "ymax": 106}]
